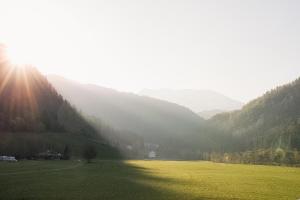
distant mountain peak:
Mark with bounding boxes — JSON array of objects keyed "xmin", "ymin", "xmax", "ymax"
[{"xmin": 139, "ymin": 88, "xmax": 243, "ymax": 114}]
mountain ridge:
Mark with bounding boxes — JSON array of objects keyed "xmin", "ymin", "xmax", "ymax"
[{"xmin": 139, "ymin": 88, "xmax": 243, "ymax": 116}]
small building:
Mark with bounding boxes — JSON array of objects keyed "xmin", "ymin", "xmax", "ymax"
[
  {"xmin": 145, "ymin": 143, "xmax": 159, "ymax": 159},
  {"xmin": 0, "ymin": 156, "xmax": 18, "ymax": 162},
  {"xmin": 148, "ymin": 151, "xmax": 156, "ymax": 159},
  {"xmin": 37, "ymin": 150, "xmax": 63, "ymax": 160},
  {"xmin": 126, "ymin": 145, "xmax": 133, "ymax": 150}
]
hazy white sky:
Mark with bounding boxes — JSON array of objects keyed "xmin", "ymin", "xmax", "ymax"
[{"xmin": 1, "ymin": 0, "xmax": 300, "ymax": 102}]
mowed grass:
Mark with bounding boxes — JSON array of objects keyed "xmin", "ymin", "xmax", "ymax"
[{"xmin": 0, "ymin": 160, "xmax": 300, "ymax": 200}]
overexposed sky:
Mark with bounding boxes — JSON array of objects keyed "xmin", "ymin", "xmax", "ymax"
[{"xmin": 1, "ymin": 0, "xmax": 300, "ymax": 102}]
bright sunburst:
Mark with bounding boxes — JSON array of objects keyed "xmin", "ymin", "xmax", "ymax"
[{"xmin": 6, "ymin": 45, "xmax": 29, "ymax": 66}]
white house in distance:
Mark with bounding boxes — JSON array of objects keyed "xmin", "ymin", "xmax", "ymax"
[
  {"xmin": 148, "ymin": 151, "xmax": 156, "ymax": 159},
  {"xmin": 126, "ymin": 145, "xmax": 133, "ymax": 150},
  {"xmin": 145, "ymin": 143, "xmax": 159, "ymax": 159}
]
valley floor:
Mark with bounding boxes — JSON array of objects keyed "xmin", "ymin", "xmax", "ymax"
[{"xmin": 0, "ymin": 160, "xmax": 300, "ymax": 200}]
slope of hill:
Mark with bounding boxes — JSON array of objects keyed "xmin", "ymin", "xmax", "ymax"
[
  {"xmin": 0, "ymin": 46, "xmax": 119, "ymax": 159},
  {"xmin": 198, "ymin": 109, "xmax": 226, "ymax": 119},
  {"xmin": 47, "ymin": 75, "xmax": 216, "ymax": 158},
  {"xmin": 210, "ymin": 78, "xmax": 300, "ymax": 151},
  {"xmin": 140, "ymin": 89, "xmax": 243, "ymax": 115}
]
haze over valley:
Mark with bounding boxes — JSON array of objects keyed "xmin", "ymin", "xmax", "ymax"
[{"xmin": 140, "ymin": 89, "xmax": 243, "ymax": 118}]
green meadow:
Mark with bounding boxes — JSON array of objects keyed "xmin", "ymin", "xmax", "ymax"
[{"xmin": 0, "ymin": 160, "xmax": 300, "ymax": 200}]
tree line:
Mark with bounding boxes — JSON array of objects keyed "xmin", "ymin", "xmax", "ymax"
[{"xmin": 201, "ymin": 148, "xmax": 300, "ymax": 166}]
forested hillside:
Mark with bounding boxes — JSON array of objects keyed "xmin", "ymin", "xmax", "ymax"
[
  {"xmin": 0, "ymin": 45, "xmax": 119, "ymax": 159},
  {"xmin": 211, "ymin": 78, "xmax": 300, "ymax": 150},
  {"xmin": 206, "ymin": 78, "xmax": 300, "ymax": 164}
]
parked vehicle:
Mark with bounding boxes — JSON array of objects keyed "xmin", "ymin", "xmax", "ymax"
[{"xmin": 0, "ymin": 156, "xmax": 18, "ymax": 162}]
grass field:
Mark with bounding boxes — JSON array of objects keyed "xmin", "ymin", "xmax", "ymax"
[{"xmin": 0, "ymin": 160, "xmax": 300, "ymax": 200}]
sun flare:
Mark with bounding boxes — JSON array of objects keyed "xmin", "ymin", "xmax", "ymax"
[{"xmin": 6, "ymin": 46, "xmax": 29, "ymax": 66}]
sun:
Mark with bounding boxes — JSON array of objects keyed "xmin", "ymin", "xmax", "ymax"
[
  {"xmin": 2, "ymin": 42, "xmax": 45, "ymax": 72},
  {"xmin": 6, "ymin": 46, "xmax": 30, "ymax": 67}
]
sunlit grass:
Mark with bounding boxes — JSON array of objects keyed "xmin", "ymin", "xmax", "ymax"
[
  {"xmin": 127, "ymin": 161, "xmax": 300, "ymax": 200},
  {"xmin": 0, "ymin": 160, "xmax": 300, "ymax": 200}
]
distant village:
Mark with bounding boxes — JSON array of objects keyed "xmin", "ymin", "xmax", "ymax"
[{"xmin": 1, "ymin": 143, "xmax": 161, "ymax": 162}]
